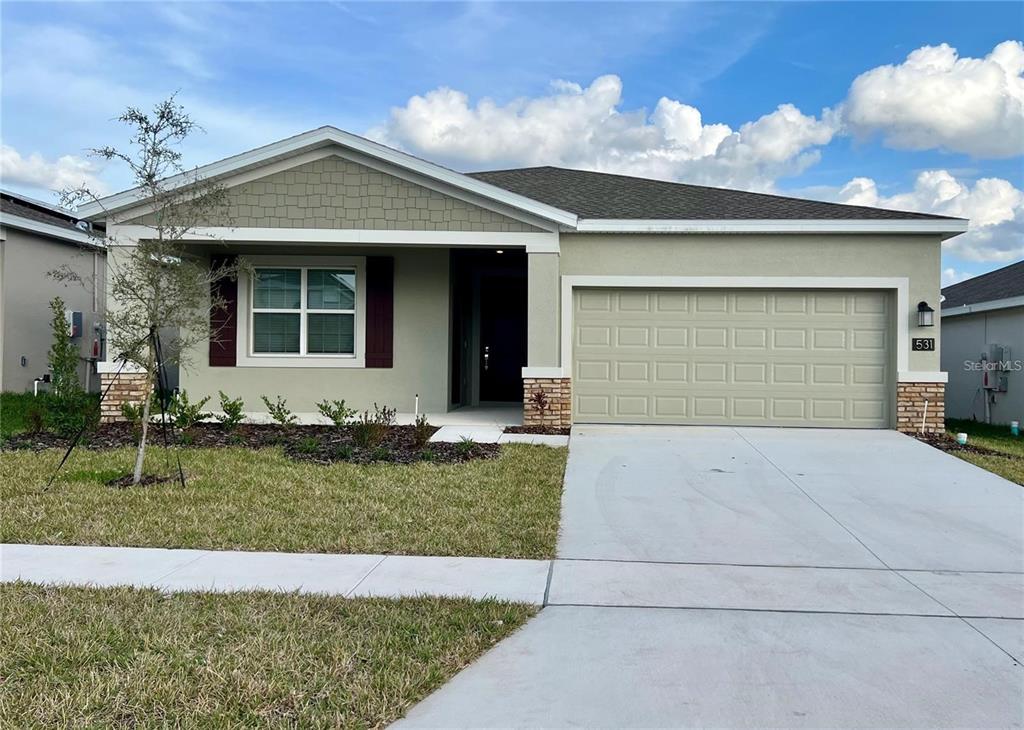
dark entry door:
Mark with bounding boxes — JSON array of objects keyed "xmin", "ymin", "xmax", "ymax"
[{"xmin": 479, "ymin": 275, "xmax": 527, "ymax": 401}]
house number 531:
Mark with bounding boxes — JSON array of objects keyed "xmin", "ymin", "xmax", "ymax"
[{"xmin": 912, "ymin": 338, "xmax": 935, "ymax": 351}]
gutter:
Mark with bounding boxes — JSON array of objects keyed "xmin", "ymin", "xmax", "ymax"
[
  {"xmin": 0, "ymin": 212, "xmax": 106, "ymax": 250},
  {"xmin": 941, "ymin": 294, "xmax": 1024, "ymax": 318},
  {"xmin": 573, "ymin": 218, "xmax": 969, "ymax": 237}
]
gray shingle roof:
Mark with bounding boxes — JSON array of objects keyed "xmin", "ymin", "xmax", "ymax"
[
  {"xmin": 468, "ymin": 166, "xmax": 960, "ymax": 221},
  {"xmin": 941, "ymin": 260, "xmax": 1024, "ymax": 309}
]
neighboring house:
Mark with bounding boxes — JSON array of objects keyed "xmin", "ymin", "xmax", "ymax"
[
  {"xmin": 941, "ymin": 260, "xmax": 1024, "ymax": 425},
  {"xmin": 0, "ymin": 190, "xmax": 106, "ymax": 393},
  {"xmin": 80, "ymin": 127, "xmax": 967, "ymax": 432}
]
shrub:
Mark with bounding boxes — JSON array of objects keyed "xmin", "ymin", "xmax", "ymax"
[
  {"xmin": 529, "ymin": 388, "xmax": 549, "ymax": 415},
  {"xmin": 371, "ymin": 445, "xmax": 391, "ymax": 462},
  {"xmin": 413, "ymin": 413, "xmax": 433, "ymax": 448},
  {"xmin": 168, "ymin": 391, "xmax": 210, "ymax": 431},
  {"xmin": 316, "ymin": 399, "xmax": 356, "ymax": 427},
  {"xmin": 296, "ymin": 436, "xmax": 319, "ymax": 454},
  {"xmin": 25, "ymin": 401, "xmax": 47, "ymax": 434},
  {"xmin": 419, "ymin": 447, "xmax": 437, "ymax": 462},
  {"xmin": 215, "ymin": 391, "xmax": 245, "ymax": 431},
  {"xmin": 456, "ymin": 436, "xmax": 476, "ymax": 458},
  {"xmin": 351, "ymin": 403, "xmax": 396, "ymax": 448},
  {"xmin": 334, "ymin": 444, "xmax": 354, "ymax": 461},
  {"xmin": 261, "ymin": 395, "xmax": 297, "ymax": 428},
  {"xmin": 120, "ymin": 401, "xmax": 144, "ymax": 440}
]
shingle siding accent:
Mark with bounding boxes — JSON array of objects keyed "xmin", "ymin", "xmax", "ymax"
[
  {"xmin": 129, "ymin": 157, "xmax": 541, "ymax": 232},
  {"xmin": 896, "ymin": 382, "xmax": 945, "ymax": 434}
]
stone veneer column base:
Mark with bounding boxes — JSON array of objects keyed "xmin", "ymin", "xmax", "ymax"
[
  {"xmin": 523, "ymin": 377, "xmax": 572, "ymax": 428},
  {"xmin": 99, "ymin": 371, "xmax": 151, "ymax": 423},
  {"xmin": 896, "ymin": 382, "xmax": 945, "ymax": 434}
]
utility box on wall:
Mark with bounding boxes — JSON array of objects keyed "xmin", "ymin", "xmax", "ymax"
[{"xmin": 65, "ymin": 310, "xmax": 83, "ymax": 338}]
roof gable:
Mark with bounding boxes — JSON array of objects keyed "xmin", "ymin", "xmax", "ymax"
[
  {"xmin": 79, "ymin": 127, "xmax": 576, "ymax": 228},
  {"xmin": 125, "ymin": 155, "xmax": 542, "ymax": 233}
]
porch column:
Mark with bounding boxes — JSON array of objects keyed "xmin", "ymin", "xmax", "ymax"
[{"xmin": 524, "ymin": 251, "xmax": 571, "ymax": 428}]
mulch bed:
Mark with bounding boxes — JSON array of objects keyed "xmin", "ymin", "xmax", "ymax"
[
  {"xmin": 503, "ymin": 425, "xmax": 571, "ymax": 436},
  {"xmin": 3, "ymin": 422, "xmax": 500, "ymax": 465},
  {"xmin": 914, "ymin": 431, "xmax": 1008, "ymax": 457},
  {"xmin": 105, "ymin": 473, "xmax": 180, "ymax": 488}
]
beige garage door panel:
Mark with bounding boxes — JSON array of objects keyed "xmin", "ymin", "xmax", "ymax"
[{"xmin": 573, "ymin": 289, "xmax": 892, "ymax": 427}]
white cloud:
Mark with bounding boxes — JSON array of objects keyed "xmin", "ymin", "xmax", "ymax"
[
  {"xmin": 836, "ymin": 170, "xmax": 1024, "ymax": 263},
  {"xmin": 842, "ymin": 40, "xmax": 1024, "ymax": 158},
  {"xmin": 0, "ymin": 144, "xmax": 109, "ymax": 196},
  {"xmin": 942, "ymin": 268, "xmax": 974, "ymax": 287},
  {"xmin": 372, "ymin": 75, "xmax": 838, "ymax": 191}
]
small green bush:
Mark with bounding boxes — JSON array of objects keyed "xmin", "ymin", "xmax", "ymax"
[
  {"xmin": 456, "ymin": 436, "xmax": 476, "ymax": 458},
  {"xmin": 261, "ymin": 395, "xmax": 297, "ymax": 428},
  {"xmin": 25, "ymin": 400, "xmax": 47, "ymax": 434},
  {"xmin": 316, "ymin": 399, "xmax": 356, "ymax": 427},
  {"xmin": 351, "ymin": 403, "xmax": 396, "ymax": 448},
  {"xmin": 413, "ymin": 413, "xmax": 433, "ymax": 448},
  {"xmin": 296, "ymin": 436, "xmax": 319, "ymax": 454},
  {"xmin": 419, "ymin": 447, "xmax": 437, "ymax": 462},
  {"xmin": 371, "ymin": 445, "xmax": 391, "ymax": 462},
  {"xmin": 334, "ymin": 444, "xmax": 354, "ymax": 461},
  {"xmin": 168, "ymin": 391, "xmax": 210, "ymax": 431},
  {"xmin": 215, "ymin": 391, "xmax": 245, "ymax": 431}
]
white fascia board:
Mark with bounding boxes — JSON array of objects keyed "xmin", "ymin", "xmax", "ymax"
[
  {"xmin": 574, "ymin": 218, "xmax": 969, "ymax": 236},
  {"xmin": 898, "ymin": 371, "xmax": 948, "ymax": 383},
  {"xmin": 78, "ymin": 127, "xmax": 578, "ymax": 228},
  {"xmin": 0, "ymin": 212, "xmax": 105, "ymax": 249},
  {"xmin": 110, "ymin": 225, "xmax": 560, "ymax": 253},
  {"xmin": 941, "ymin": 295, "xmax": 1024, "ymax": 318}
]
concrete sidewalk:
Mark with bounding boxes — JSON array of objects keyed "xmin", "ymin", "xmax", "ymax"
[{"xmin": 0, "ymin": 544, "xmax": 550, "ymax": 603}]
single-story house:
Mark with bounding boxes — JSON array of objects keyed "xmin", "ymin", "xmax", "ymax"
[
  {"xmin": 941, "ymin": 260, "xmax": 1023, "ymax": 425},
  {"xmin": 80, "ymin": 127, "xmax": 967, "ymax": 431},
  {"xmin": 0, "ymin": 190, "xmax": 106, "ymax": 393}
]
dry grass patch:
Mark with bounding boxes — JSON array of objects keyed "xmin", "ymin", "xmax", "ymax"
[
  {"xmin": 0, "ymin": 582, "xmax": 535, "ymax": 728},
  {"xmin": 1, "ymin": 444, "xmax": 566, "ymax": 558}
]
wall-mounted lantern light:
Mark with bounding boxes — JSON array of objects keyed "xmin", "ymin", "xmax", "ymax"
[{"xmin": 917, "ymin": 301, "xmax": 935, "ymax": 327}]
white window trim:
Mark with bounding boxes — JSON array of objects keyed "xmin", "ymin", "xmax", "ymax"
[
  {"xmin": 237, "ymin": 255, "xmax": 367, "ymax": 368},
  {"xmin": 556, "ymin": 275, "xmax": 911, "ymax": 379}
]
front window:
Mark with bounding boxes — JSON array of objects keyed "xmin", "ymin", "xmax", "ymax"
[{"xmin": 251, "ymin": 268, "xmax": 356, "ymax": 356}]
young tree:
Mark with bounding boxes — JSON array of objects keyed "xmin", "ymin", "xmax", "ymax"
[
  {"xmin": 47, "ymin": 296, "xmax": 81, "ymax": 401},
  {"xmin": 61, "ymin": 97, "xmax": 245, "ymax": 484}
]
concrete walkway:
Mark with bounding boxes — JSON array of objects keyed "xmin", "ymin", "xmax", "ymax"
[
  {"xmin": 0, "ymin": 544, "xmax": 550, "ymax": 603},
  {"xmin": 398, "ymin": 426, "xmax": 1024, "ymax": 728}
]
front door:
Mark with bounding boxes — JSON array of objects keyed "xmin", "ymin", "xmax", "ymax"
[{"xmin": 479, "ymin": 275, "xmax": 527, "ymax": 401}]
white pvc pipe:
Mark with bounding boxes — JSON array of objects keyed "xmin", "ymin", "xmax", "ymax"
[{"xmin": 920, "ymin": 399, "xmax": 929, "ymax": 433}]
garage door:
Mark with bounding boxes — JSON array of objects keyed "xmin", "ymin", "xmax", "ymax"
[{"xmin": 572, "ymin": 289, "xmax": 892, "ymax": 427}]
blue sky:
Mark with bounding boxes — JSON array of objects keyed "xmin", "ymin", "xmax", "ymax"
[{"xmin": 2, "ymin": 2, "xmax": 1021, "ymax": 282}]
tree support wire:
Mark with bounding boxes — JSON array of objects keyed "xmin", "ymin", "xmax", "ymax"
[{"xmin": 45, "ymin": 328, "xmax": 186, "ymax": 490}]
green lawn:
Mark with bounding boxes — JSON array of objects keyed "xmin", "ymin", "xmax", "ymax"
[
  {"xmin": 1, "ymin": 582, "xmax": 534, "ymax": 728},
  {"xmin": 1, "ymin": 444, "xmax": 567, "ymax": 558},
  {"xmin": 946, "ymin": 418, "xmax": 1024, "ymax": 485},
  {"xmin": 1, "ymin": 391, "xmax": 39, "ymax": 438}
]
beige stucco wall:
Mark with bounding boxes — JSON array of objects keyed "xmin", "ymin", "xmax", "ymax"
[
  {"xmin": 0, "ymin": 226, "xmax": 105, "ymax": 392},
  {"xmin": 129, "ymin": 157, "xmax": 542, "ymax": 233},
  {"xmin": 177, "ymin": 246, "xmax": 451, "ymax": 415},
  {"xmin": 527, "ymin": 252, "xmax": 560, "ymax": 368},
  {"xmin": 550, "ymin": 233, "xmax": 943, "ymax": 373},
  {"xmin": 941, "ymin": 307, "xmax": 1023, "ymax": 424}
]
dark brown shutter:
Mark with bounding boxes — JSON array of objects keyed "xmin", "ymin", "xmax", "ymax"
[
  {"xmin": 365, "ymin": 256, "xmax": 394, "ymax": 368},
  {"xmin": 209, "ymin": 254, "xmax": 238, "ymax": 367}
]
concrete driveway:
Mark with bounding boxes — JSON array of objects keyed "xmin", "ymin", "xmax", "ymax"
[{"xmin": 400, "ymin": 427, "xmax": 1023, "ymax": 728}]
